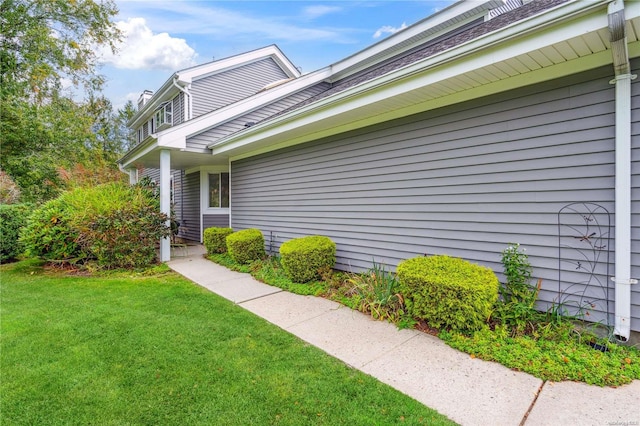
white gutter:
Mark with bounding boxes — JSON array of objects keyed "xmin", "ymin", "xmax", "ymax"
[
  {"xmin": 172, "ymin": 77, "xmax": 192, "ymax": 122},
  {"xmin": 211, "ymin": 0, "xmax": 609, "ymax": 155},
  {"xmin": 608, "ymin": 0, "xmax": 636, "ymax": 342},
  {"xmin": 159, "ymin": 67, "xmax": 333, "ymax": 149}
]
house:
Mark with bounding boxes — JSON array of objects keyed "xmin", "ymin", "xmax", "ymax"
[{"xmin": 119, "ymin": 0, "xmax": 640, "ymax": 342}]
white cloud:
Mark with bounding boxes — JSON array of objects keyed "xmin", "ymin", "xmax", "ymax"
[
  {"xmin": 100, "ymin": 18, "xmax": 197, "ymax": 70},
  {"xmin": 373, "ymin": 22, "xmax": 408, "ymax": 39},
  {"xmin": 302, "ymin": 5, "xmax": 342, "ymax": 20}
]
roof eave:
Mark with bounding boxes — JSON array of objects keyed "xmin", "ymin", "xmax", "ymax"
[
  {"xmin": 329, "ymin": 0, "xmax": 503, "ymax": 81},
  {"xmin": 209, "ymin": 0, "xmax": 612, "ymax": 159}
]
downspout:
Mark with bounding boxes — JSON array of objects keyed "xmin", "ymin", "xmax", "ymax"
[
  {"xmin": 172, "ymin": 77, "xmax": 191, "ymax": 122},
  {"xmin": 608, "ymin": 0, "xmax": 636, "ymax": 342}
]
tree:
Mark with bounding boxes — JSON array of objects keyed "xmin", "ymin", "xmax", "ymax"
[
  {"xmin": 0, "ymin": 0, "xmax": 120, "ymax": 99},
  {"xmin": 0, "ymin": 0, "xmax": 122, "ymax": 203},
  {"xmin": 117, "ymin": 100, "xmax": 137, "ymax": 152}
]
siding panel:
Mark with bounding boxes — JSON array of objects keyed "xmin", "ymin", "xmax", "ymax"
[
  {"xmin": 231, "ymin": 66, "xmax": 640, "ymax": 331},
  {"xmin": 179, "ymin": 172, "xmax": 200, "ymax": 242},
  {"xmin": 190, "ymin": 58, "xmax": 290, "ymax": 118},
  {"xmin": 203, "ymin": 215, "xmax": 230, "ymax": 230},
  {"xmin": 188, "ymin": 82, "xmax": 331, "ymax": 151}
]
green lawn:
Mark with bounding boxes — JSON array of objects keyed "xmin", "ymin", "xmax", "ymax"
[{"xmin": 0, "ymin": 260, "xmax": 455, "ymax": 425}]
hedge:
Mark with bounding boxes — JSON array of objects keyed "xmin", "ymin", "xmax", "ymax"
[
  {"xmin": 396, "ymin": 255, "xmax": 499, "ymax": 331},
  {"xmin": 279, "ymin": 235, "xmax": 336, "ymax": 283},
  {"xmin": 226, "ymin": 228, "xmax": 265, "ymax": 264},
  {"xmin": 204, "ymin": 227, "xmax": 234, "ymax": 254},
  {"xmin": 0, "ymin": 204, "xmax": 31, "ymax": 262}
]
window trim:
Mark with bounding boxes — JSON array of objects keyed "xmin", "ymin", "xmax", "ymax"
[
  {"xmin": 155, "ymin": 101, "xmax": 173, "ymax": 130},
  {"xmin": 200, "ymin": 167, "xmax": 230, "ymax": 215},
  {"xmin": 207, "ymin": 172, "xmax": 229, "ymax": 209}
]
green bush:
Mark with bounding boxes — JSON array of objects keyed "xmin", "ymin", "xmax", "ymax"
[
  {"xmin": 82, "ymin": 204, "xmax": 171, "ymax": 269},
  {"xmin": 226, "ymin": 228, "xmax": 265, "ymax": 264},
  {"xmin": 204, "ymin": 227, "xmax": 234, "ymax": 254},
  {"xmin": 396, "ymin": 255, "xmax": 499, "ymax": 331},
  {"xmin": 279, "ymin": 235, "xmax": 336, "ymax": 283},
  {"xmin": 20, "ymin": 195, "xmax": 83, "ymax": 262},
  {"xmin": 20, "ymin": 183, "xmax": 171, "ymax": 268},
  {"xmin": 0, "ymin": 204, "xmax": 31, "ymax": 262}
]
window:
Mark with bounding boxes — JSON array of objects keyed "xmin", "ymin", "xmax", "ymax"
[
  {"xmin": 155, "ymin": 101, "xmax": 173, "ymax": 128},
  {"xmin": 208, "ymin": 172, "xmax": 229, "ymax": 208},
  {"xmin": 137, "ymin": 128, "xmax": 143, "ymax": 143}
]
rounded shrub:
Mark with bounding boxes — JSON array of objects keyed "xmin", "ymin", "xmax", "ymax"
[
  {"xmin": 0, "ymin": 204, "xmax": 32, "ymax": 262},
  {"xmin": 226, "ymin": 228, "xmax": 265, "ymax": 264},
  {"xmin": 396, "ymin": 255, "xmax": 499, "ymax": 331},
  {"xmin": 204, "ymin": 227, "xmax": 234, "ymax": 254},
  {"xmin": 20, "ymin": 196, "xmax": 82, "ymax": 262},
  {"xmin": 279, "ymin": 235, "xmax": 336, "ymax": 283}
]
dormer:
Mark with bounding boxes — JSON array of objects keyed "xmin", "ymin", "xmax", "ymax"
[{"xmin": 126, "ymin": 45, "xmax": 301, "ymax": 149}]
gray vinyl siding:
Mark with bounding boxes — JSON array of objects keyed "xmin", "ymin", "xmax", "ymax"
[
  {"xmin": 231, "ymin": 65, "xmax": 639, "ymax": 332},
  {"xmin": 630, "ymin": 59, "xmax": 640, "ymax": 331},
  {"xmin": 203, "ymin": 215, "xmax": 230, "ymax": 231},
  {"xmin": 172, "ymin": 170, "xmax": 183, "ymax": 225},
  {"xmin": 141, "ymin": 168, "xmax": 160, "ymax": 182},
  {"xmin": 179, "ymin": 172, "xmax": 201, "ymax": 242},
  {"xmin": 173, "ymin": 93, "xmax": 184, "ymax": 126},
  {"xmin": 187, "ymin": 82, "xmax": 331, "ymax": 152},
  {"xmin": 190, "ymin": 58, "xmax": 290, "ymax": 118}
]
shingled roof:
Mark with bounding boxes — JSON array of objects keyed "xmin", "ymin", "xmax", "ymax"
[{"xmin": 266, "ymin": 0, "xmax": 568, "ymax": 123}]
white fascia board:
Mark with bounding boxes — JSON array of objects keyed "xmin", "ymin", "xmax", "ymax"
[
  {"xmin": 625, "ymin": 1, "xmax": 640, "ymax": 25},
  {"xmin": 330, "ymin": 0, "xmax": 501, "ymax": 80},
  {"xmin": 179, "ymin": 45, "xmax": 300, "ymax": 82},
  {"xmin": 128, "ymin": 74, "xmax": 184, "ymax": 129},
  {"xmin": 118, "ymin": 139, "xmax": 159, "ymax": 170},
  {"xmin": 152, "ymin": 67, "xmax": 332, "ymax": 149},
  {"xmin": 212, "ymin": 0, "xmax": 610, "ymax": 156},
  {"xmin": 128, "ymin": 46, "xmax": 299, "ymax": 129}
]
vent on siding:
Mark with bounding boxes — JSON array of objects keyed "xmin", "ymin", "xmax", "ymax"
[
  {"xmin": 258, "ymin": 78, "xmax": 295, "ymax": 92},
  {"xmin": 487, "ymin": 0, "xmax": 523, "ymax": 20}
]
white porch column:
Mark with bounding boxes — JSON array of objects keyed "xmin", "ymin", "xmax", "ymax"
[
  {"xmin": 159, "ymin": 149, "xmax": 171, "ymax": 262},
  {"xmin": 128, "ymin": 168, "xmax": 138, "ymax": 185}
]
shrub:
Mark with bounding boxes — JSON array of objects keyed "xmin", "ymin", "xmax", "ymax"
[
  {"xmin": 396, "ymin": 255, "xmax": 499, "ymax": 331},
  {"xmin": 0, "ymin": 204, "xmax": 31, "ymax": 262},
  {"xmin": 204, "ymin": 227, "xmax": 234, "ymax": 254},
  {"xmin": 20, "ymin": 196, "xmax": 83, "ymax": 262},
  {"xmin": 70, "ymin": 183, "xmax": 170, "ymax": 268},
  {"xmin": 279, "ymin": 235, "xmax": 336, "ymax": 283},
  {"xmin": 226, "ymin": 228, "xmax": 265, "ymax": 264},
  {"xmin": 20, "ymin": 183, "xmax": 171, "ymax": 268},
  {"xmin": 500, "ymin": 243, "xmax": 534, "ymax": 305},
  {"xmin": 493, "ymin": 243, "xmax": 541, "ymax": 335},
  {"xmin": 82, "ymin": 204, "xmax": 171, "ymax": 269}
]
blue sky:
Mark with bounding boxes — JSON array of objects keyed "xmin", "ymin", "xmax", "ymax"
[{"xmin": 100, "ymin": 1, "xmax": 456, "ymax": 109}]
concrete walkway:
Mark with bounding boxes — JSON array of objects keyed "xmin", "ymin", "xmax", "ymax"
[{"xmin": 168, "ymin": 246, "xmax": 640, "ymax": 426}]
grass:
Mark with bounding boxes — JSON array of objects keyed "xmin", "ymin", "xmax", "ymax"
[
  {"xmin": 0, "ymin": 259, "xmax": 455, "ymax": 425},
  {"xmin": 207, "ymin": 254, "xmax": 640, "ymax": 388}
]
